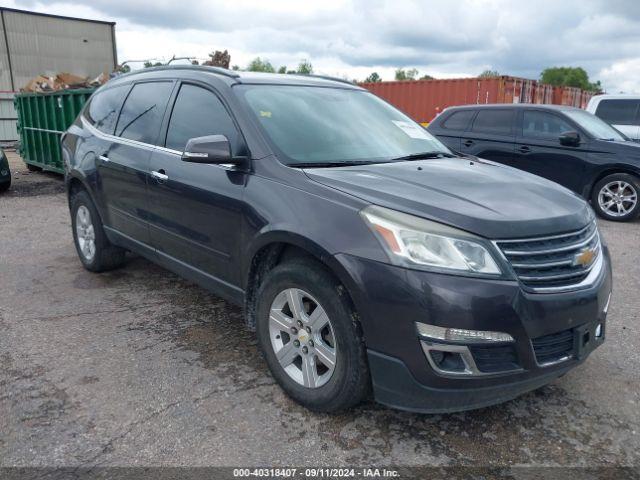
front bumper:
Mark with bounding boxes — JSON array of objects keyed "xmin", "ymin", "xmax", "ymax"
[{"xmin": 335, "ymin": 247, "xmax": 612, "ymax": 413}]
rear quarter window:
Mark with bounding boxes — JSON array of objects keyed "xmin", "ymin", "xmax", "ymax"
[
  {"xmin": 471, "ymin": 109, "xmax": 515, "ymax": 135},
  {"xmin": 595, "ymin": 99, "xmax": 640, "ymax": 125},
  {"xmin": 85, "ymin": 85, "xmax": 129, "ymax": 134},
  {"xmin": 441, "ymin": 110, "xmax": 475, "ymax": 131}
]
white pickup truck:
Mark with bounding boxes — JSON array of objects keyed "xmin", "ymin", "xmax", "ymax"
[{"xmin": 586, "ymin": 95, "xmax": 640, "ymax": 141}]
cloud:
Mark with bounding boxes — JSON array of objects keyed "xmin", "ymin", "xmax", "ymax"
[{"xmin": 6, "ymin": 0, "xmax": 640, "ymax": 91}]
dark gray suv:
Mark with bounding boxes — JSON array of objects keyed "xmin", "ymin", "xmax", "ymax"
[{"xmin": 62, "ymin": 66, "xmax": 612, "ymax": 413}]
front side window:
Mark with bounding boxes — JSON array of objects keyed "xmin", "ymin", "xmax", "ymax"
[
  {"xmin": 595, "ymin": 99, "xmax": 640, "ymax": 126},
  {"xmin": 115, "ymin": 82, "xmax": 173, "ymax": 144},
  {"xmin": 564, "ymin": 109, "xmax": 626, "ymax": 141},
  {"xmin": 237, "ymin": 85, "xmax": 450, "ymax": 165},
  {"xmin": 471, "ymin": 109, "xmax": 514, "ymax": 135},
  {"xmin": 165, "ymin": 84, "xmax": 241, "ymax": 153},
  {"xmin": 522, "ymin": 111, "xmax": 573, "ymax": 139},
  {"xmin": 86, "ymin": 84, "xmax": 129, "ymax": 134}
]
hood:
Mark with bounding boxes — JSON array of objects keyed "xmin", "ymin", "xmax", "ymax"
[
  {"xmin": 591, "ymin": 138, "xmax": 640, "ymax": 156},
  {"xmin": 304, "ymin": 157, "xmax": 592, "ymax": 239}
]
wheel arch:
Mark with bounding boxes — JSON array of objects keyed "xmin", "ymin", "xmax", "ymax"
[
  {"xmin": 587, "ymin": 166, "xmax": 640, "ymax": 198},
  {"xmin": 243, "ymin": 231, "xmax": 364, "ymax": 333}
]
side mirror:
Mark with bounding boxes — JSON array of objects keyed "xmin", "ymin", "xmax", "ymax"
[
  {"xmin": 182, "ymin": 135, "xmax": 244, "ymax": 165},
  {"xmin": 559, "ymin": 131, "xmax": 580, "ymax": 147}
]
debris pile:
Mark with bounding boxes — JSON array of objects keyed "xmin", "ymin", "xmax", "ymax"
[{"xmin": 21, "ymin": 72, "xmax": 109, "ymax": 93}]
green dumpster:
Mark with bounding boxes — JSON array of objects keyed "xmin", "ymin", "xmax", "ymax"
[{"xmin": 14, "ymin": 88, "xmax": 95, "ymax": 174}]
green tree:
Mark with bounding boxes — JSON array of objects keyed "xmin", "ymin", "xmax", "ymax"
[
  {"xmin": 143, "ymin": 61, "xmax": 163, "ymax": 68},
  {"xmin": 540, "ymin": 67, "xmax": 602, "ymax": 92},
  {"xmin": 395, "ymin": 68, "xmax": 419, "ymax": 81},
  {"xmin": 277, "ymin": 66, "xmax": 287, "ymax": 74},
  {"xmin": 478, "ymin": 69, "xmax": 500, "ymax": 78},
  {"xmin": 296, "ymin": 60, "xmax": 313, "ymax": 74},
  {"xmin": 247, "ymin": 57, "xmax": 275, "ymax": 73},
  {"xmin": 419, "ymin": 74, "xmax": 434, "ymax": 80},
  {"xmin": 364, "ymin": 72, "xmax": 381, "ymax": 83}
]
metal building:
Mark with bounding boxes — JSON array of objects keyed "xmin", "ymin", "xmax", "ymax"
[{"xmin": 0, "ymin": 7, "xmax": 116, "ymax": 141}]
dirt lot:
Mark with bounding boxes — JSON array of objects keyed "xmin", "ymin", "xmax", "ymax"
[{"xmin": 1, "ymin": 151, "xmax": 639, "ymax": 472}]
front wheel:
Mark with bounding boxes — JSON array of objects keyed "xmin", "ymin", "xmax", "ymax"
[
  {"xmin": 592, "ymin": 173, "xmax": 640, "ymax": 222},
  {"xmin": 256, "ymin": 258, "xmax": 370, "ymax": 412}
]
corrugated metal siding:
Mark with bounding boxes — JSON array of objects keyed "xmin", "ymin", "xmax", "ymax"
[
  {"xmin": 0, "ymin": 14, "xmax": 13, "ymax": 91},
  {"xmin": 3, "ymin": 10, "xmax": 115, "ymax": 89},
  {"xmin": 0, "ymin": 92, "xmax": 17, "ymax": 140},
  {"xmin": 361, "ymin": 76, "xmax": 594, "ymax": 124},
  {"xmin": 0, "ymin": 8, "xmax": 115, "ymax": 140}
]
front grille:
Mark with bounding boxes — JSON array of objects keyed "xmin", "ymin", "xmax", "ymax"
[
  {"xmin": 495, "ymin": 222, "xmax": 600, "ymax": 290},
  {"xmin": 531, "ymin": 328, "xmax": 574, "ymax": 365},
  {"xmin": 468, "ymin": 344, "xmax": 520, "ymax": 373}
]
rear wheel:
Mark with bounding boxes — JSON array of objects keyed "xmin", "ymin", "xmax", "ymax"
[
  {"xmin": 592, "ymin": 173, "xmax": 640, "ymax": 222},
  {"xmin": 255, "ymin": 258, "xmax": 370, "ymax": 412},
  {"xmin": 70, "ymin": 190, "xmax": 126, "ymax": 272}
]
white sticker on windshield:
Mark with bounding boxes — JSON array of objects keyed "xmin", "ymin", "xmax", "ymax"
[{"xmin": 392, "ymin": 120, "xmax": 430, "ymax": 139}]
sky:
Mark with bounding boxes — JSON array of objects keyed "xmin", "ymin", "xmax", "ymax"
[{"xmin": 6, "ymin": 0, "xmax": 640, "ymax": 93}]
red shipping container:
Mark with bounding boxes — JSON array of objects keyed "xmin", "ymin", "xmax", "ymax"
[{"xmin": 360, "ymin": 76, "xmax": 593, "ymax": 124}]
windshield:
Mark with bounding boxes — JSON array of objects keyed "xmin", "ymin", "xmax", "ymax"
[
  {"xmin": 237, "ymin": 85, "xmax": 450, "ymax": 165},
  {"xmin": 563, "ymin": 109, "xmax": 626, "ymax": 141}
]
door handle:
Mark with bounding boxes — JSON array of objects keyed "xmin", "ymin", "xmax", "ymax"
[
  {"xmin": 151, "ymin": 169, "xmax": 168, "ymax": 182},
  {"xmin": 463, "ymin": 139, "xmax": 474, "ymax": 147},
  {"xmin": 518, "ymin": 145, "xmax": 531, "ymax": 153}
]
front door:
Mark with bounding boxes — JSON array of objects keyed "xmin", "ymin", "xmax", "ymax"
[
  {"xmin": 513, "ymin": 110, "xmax": 588, "ymax": 193},
  {"xmin": 146, "ymin": 82, "xmax": 247, "ymax": 288}
]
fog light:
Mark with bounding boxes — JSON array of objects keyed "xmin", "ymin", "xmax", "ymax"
[
  {"xmin": 416, "ymin": 322, "xmax": 514, "ymax": 343},
  {"xmin": 595, "ymin": 323, "xmax": 603, "ymax": 338}
]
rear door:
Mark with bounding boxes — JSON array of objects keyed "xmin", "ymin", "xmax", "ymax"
[
  {"xmin": 99, "ymin": 81, "xmax": 175, "ymax": 245},
  {"xmin": 460, "ymin": 109, "xmax": 517, "ymax": 165},
  {"xmin": 428, "ymin": 109, "xmax": 476, "ymax": 151},
  {"xmin": 514, "ymin": 109, "xmax": 588, "ymax": 192},
  {"xmin": 594, "ymin": 99, "xmax": 640, "ymax": 140},
  {"xmin": 146, "ymin": 82, "xmax": 248, "ymax": 288}
]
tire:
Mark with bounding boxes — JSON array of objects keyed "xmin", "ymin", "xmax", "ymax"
[
  {"xmin": 26, "ymin": 163, "xmax": 41, "ymax": 172},
  {"xmin": 255, "ymin": 258, "xmax": 370, "ymax": 412},
  {"xmin": 70, "ymin": 190, "xmax": 126, "ymax": 272},
  {"xmin": 591, "ymin": 173, "xmax": 640, "ymax": 222},
  {"xmin": 0, "ymin": 179, "xmax": 9, "ymax": 193}
]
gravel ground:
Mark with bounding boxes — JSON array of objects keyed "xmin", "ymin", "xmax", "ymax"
[{"xmin": 1, "ymin": 151, "xmax": 639, "ymax": 473}]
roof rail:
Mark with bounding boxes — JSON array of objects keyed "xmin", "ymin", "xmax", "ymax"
[
  {"xmin": 133, "ymin": 64, "xmax": 241, "ymax": 79},
  {"xmin": 300, "ymin": 74, "xmax": 355, "ymax": 86}
]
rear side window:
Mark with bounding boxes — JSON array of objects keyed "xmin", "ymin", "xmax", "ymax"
[
  {"xmin": 471, "ymin": 109, "xmax": 514, "ymax": 135},
  {"xmin": 595, "ymin": 99, "xmax": 640, "ymax": 126},
  {"xmin": 522, "ymin": 111, "xmax": 573, "ymax": 139},
  {"xmin": 165, "ymin": 84, "xmax": 241, "ymax": 153},
  {"xmin": 442, "ymin": 110, "xmax": 475, "ymax": 131},
  {"xmin": 115, "ymin": 82, "xmax": 173, "ymax": 144},
  {"xmin": 85, "ymin": 85, "xmax": 129, "ymax": 134}
]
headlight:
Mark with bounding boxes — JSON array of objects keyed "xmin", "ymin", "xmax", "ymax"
[{"xmin": 360, "ymin": 205, "xmax": 502, "ymax": 275}]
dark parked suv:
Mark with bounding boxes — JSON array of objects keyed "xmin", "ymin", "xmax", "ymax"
[
  {"xmin": 428, "ymin": 104, "xmax": 640, "ymax": 221},
  {"xmin": 62, "ymin": 67, "xmax": 612, "ymax": 413}
]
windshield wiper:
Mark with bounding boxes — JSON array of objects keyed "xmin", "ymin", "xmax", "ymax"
[
  {"xmin": 391, "ymin": 151, "xmax": 457, "ymax": 162},
  {"xmin": 289, "ymin": 160, "xmax": 384, "ymax": 168}
]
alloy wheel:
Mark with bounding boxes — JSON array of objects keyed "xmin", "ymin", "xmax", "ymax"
[
  {"xmin": 75, "ymin": 205, "xmax": 96, "ymax": 262},
  {"xmin": 268, "ymin": 288, "xmax": 337, "ymax": 388},
  {"xmin": 598, "ymin": 180, "xmax": 638, "ymax": 217}
]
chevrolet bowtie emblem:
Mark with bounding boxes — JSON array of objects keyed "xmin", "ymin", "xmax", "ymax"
[{"xmin": 573, "ymin": 247, "xmax": 596, "ymax": 267}]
